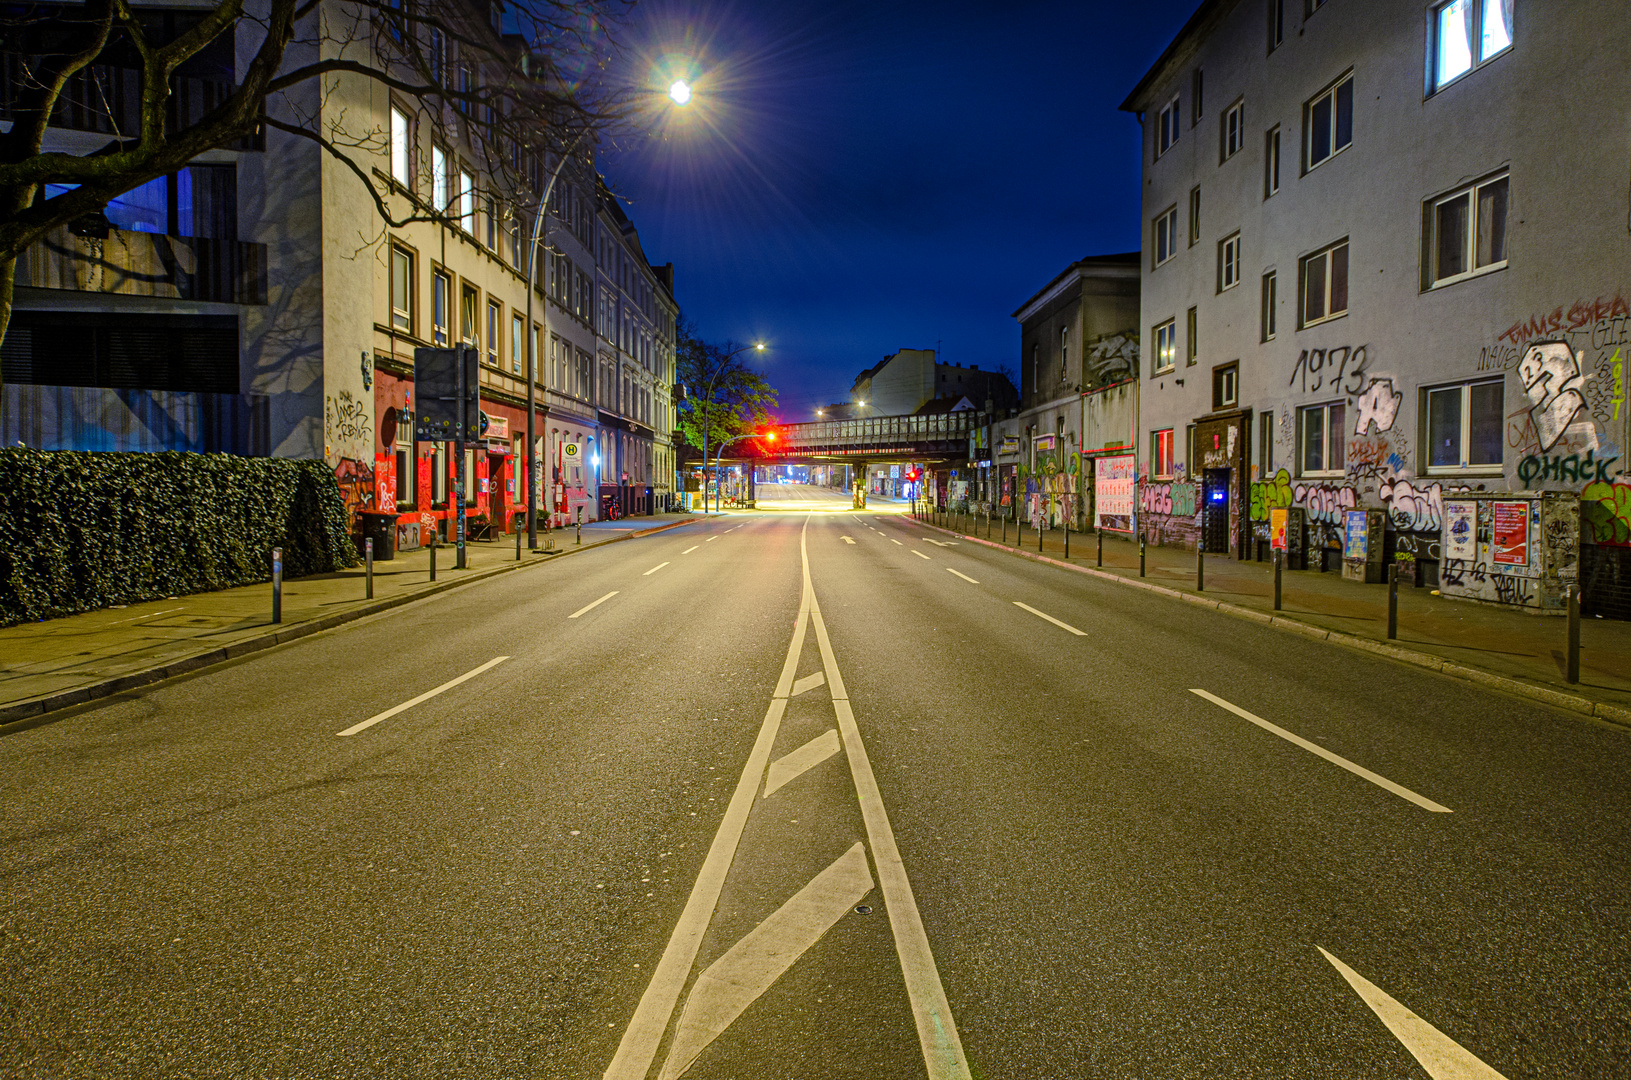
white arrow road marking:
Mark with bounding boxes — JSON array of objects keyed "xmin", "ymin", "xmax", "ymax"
[
  {"xmin": 762, "ymin": 729, "xmax": 841, "ymax": 798},
  {"xmin": 912, "ymin": 550, "xmax": 931, "ymax": 560},
  {"xmin": 658, "ymin": 843, "xmax": 875, "ymax": 1080},
  {"xmin": 1319, "ymin": 948, "xmax": 1509, "ymax": 1079},
  {"xmin": 923, "ymin": 538, "xmax": 958, "ymax": 547},
  {"xmin": 681, "ymin": 546, "xmax": 699, "ymax": 554},
  {"xmin": 337, "ymin": 656, "xmax": 508, "ymax": 736},
  {"xmin": 840, "ymin": 535, "xmax": 856, "ymax": 544},
  {"xmin": 790, "ymin": 671, "xmax": 826, "ymax": 697},
  {"xmin": 947, "ymin": 568, "xmax": 979, "ymax": 584},
  {"xmin": 568, "ymin": 591, "xmax": 619, "ymax": 619},
  {"xmin": 1013, "ymin": 601, "xmax": 1086, "ymax": 636},
  {"xmin": 644, "ymin": 561, "xmax": 671, "ymax": 576},
  {"xmin": 1189, "ymin": 690, "xmax": 1452, "ymax": 813}
]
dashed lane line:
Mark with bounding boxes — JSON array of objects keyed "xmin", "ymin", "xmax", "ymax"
[
  {"xmin": 890, "ymin": 538, "xmax": 904, "ymax": 546},
  {"xmin": 681, "ymin": 546, "xmax": 699, "ymax": 554},
  {"xmin": 568, "ymin": 591, "xmax": 619, "ymax": 619},
  {"xmin": 947, "ymin": 568, "xmax": 979, "ymax": 584},
  {"xmin": 1189, "ymin": 689, "xmax": 1452, "ymax": 813},
  {"xmin": 336, "ymin": 656, "xmax": 509, "ymax": 736},
  {"xmin": 644, "ymin": 562, "xmax": 671, "ymax": 576},
  {"xmin": 912, "ymin": 550, "xmax": 931, "ymax": 560},
  {"xmin": 1012, "ymin": 601, "xmax": 1086, "ymax": 636}
]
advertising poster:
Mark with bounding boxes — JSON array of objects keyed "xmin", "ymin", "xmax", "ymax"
[
  {"xmin": 1343, "ymin": 509, "xmax": 1368, "ymax": 560},
  {"xmin": 1443, "ymin": 500, "xmax": 1477, "ymax": 562},
  {"xmin": 1094, "ymin": 454, "xmax": 1136, "ymax": 532},
  {"xmin": 1000, "ymin": 436, "xmax": 1020, "ymax": 455},
  {"xmin": 1270, "ymin": 507, "xmax": 1288, "ymax": 551},
  {"xmin": 1492, "ymin": 500, "xmax": 1530, "ymax": 566}
]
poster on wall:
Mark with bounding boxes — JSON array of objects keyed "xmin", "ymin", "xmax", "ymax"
[
  {"xmin": 1270, "ymin": 507, "xmax": 1288, "ymax": 551},
  {"xmin": 1343, "ymin": 509, "xmax": 1369, "ymax": 560},
  {"xmin": 1094, "ymin": 453, "xmax": 1136, "ymax": 532},
  {"xmin": 1492, "ymin": 501, "xmax": 1531, "ymax": 566},
  {"xmin": 1443, "ymin": 500, "xmax": 1477, "ymax": 562},
  {"xmin": 999, "ymin": 436, "xmax": 1020, "ymax": 455}
]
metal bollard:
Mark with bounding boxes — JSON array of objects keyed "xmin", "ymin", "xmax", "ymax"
[
  {"xmin": 271, "ymin": 546, "xmax": 282, "ymax": 623},
  {"xmin": 576, "ymin": 521, "xmax": 582, "ymax": 545},
  {"xmin": 1387, "ymin": 562, "xmax": 1399, "ymax": 640},
  {"xmin": 1002, "ymin": 513, "xmax": 1008, "ymax": 545},
  {"xmin": 1273, "ymin": 550, "xmax": 1283, "ymax": 611},
  {"xmin": 516, "ymin": 521, "xmax": 522, "ymax": 561},
  {"xmin": 1097, "ymin": 527, "xmax": 1103, "ymax": 567},
  {"xmin": 1567, "ymin": 584, "xmax": 1581, "ymax": 684},
  {"xmin": 1064, "ymin": 518, "xmax": 1070, "ymax": 559},
  {"xmin": 1197, "ymin": 538, "xmax": 1204, "ymax": 592},
  {"xmin": 429, "ymin": 539, "xmax": 436, "ymax": 581},
  {"xmin": 1038, "ymin": 519, "xmax": 1043, "ymax": 553},
  {"xmin": 365, "ymin": 537, "xmax": 374, "ymax": 599},
  {"xmin": 1140, "ymin": 537, "xmax": 1146, "ymax": 577}
]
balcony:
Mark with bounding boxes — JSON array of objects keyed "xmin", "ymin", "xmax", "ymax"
[{"xmin": 16, "ymin": 226, "xmax": 266, "ymax": 306}]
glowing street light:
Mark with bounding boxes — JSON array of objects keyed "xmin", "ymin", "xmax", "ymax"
[{"xmin": 669, "ymin": 79, "xmax": 692, "ymax": 105}]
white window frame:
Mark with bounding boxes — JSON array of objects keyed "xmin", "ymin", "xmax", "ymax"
[
  {"xmin": 1218, "ymin": 231, "xmax": 1242, "ymax": 292},
  {"xmin": 1426, "ymin": 171, "xmax": 1509, "ymax": 288},
  {"xmin": 486, "ymin": 299, "xmax": 501, "ymax": 368},
  {"xmin": 511, "ymin": 313, "xmax": 524, "ymax": 375},
  {"xmin": 390, "ymin": 245, "xmax": 412, "ymax": 332},
  {"xmin": 1188, "ymin": 186, "xmax": 1201, "ymax": 246},
  {"xmin": 389, "ymin": 106, "xmax": 412, "ymax": 187},
  {"xmin": 1153, "ymin": 319, "xmax": 1178, "ymax": 374},
  {"xmin": 1222, "ymin": 100, "xmax": 1245, "ymax": 161},
  {"xmin": 1298, "ymin": 239, "xmax": 1350, "ymax": 329},
  {"xmin": 1261, "ymin": 270, "xmax": 1277, "ymax": 341},
  {"xmin": 1059, "ymin": 326, "xmax": 1069, "ymax": 382},
  {"xmin": 1429, "ymin": 0, "xmax": 1513, "ymax": 94},
  {"xmin": 1303, "ymin": 72, "xmax": 1354, "ymax": 173},
  {"xmin": 1152, "ymin": 428, "xmax": 1175, "ymax": 479},
  {"xmin": 1264, "ymin": 126, "xmax": 1281, "ymax": 197},
  {"xmin": 431, "ymin": 146, "xmax": 449, "ymax": 215},
  {"xmin": 1213, "ymin": 363, "xmax": 1239, "ymax": 410},
  {"xmin": 458, "ymin": 169, "xmax": 475, "ymax": 233},
  {"xmin": 431, "ymin": 269, "xmax": 450, "ymax": 345},
  {"xmin": 1157, "ymin": 96, "xmax": 1180, "ymax": 158},
  {"xmin": 1424, "ymin": 378, "xmax": 1504, "ymax": 475},
  {"xmin": 1297, "ymin": 401, "xmax": 1347, "ymax": 478},
  {"xmin": 1154, "ymin": 205, "xmax": 1179, "ymax": 267},
  {"xmin": 1186, "ymin": 306, "xmax": 1198, "ymax": 366}
]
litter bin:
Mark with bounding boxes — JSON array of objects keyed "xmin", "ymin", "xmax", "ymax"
[{"xmin": 357, "ymin": 511, "xmax": 397, "ymax": 560}]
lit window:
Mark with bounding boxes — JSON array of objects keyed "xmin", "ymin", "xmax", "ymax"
[
  {"xmin": 431, "ymin": 146, "xmax": 449, "ymax": 214},
  {"xmin": 1157, "ymin": 96, "xmax": 1180, "ymax": 158},
  {"xmin": 1428, "ymin": 173, "xmax": 1508, "ymax": 287},
  {"xmin": 1153, "ymin": 319, "xmax": 1177, "ymax": 373},
  {"xmin": 1304, "ymin": 73, "xmax": 1354, "ymax": 172},
  {"xmin": 1152, "ymin": 429, "xmax": 1175, "ymax": 478},
  {"xmin": 1261, "ymin": 270, "xmax": 1278, "ymax": 341},
  {"xmin": 1299, "ymin": 240, "xmax": 1349, "ymax": 328},
  {"xmin": 1432, "ymin": 0, "xmax": 1512, "ymax": 92},
  {"xmin": 390, "ymin": 246, "xmax": 412, "ymax": 332},
  {"xmin": 1298, "ymin": 402, "xmax": 1347, "ymax": 476},
  {"xmin": 1154, "ymin": 206, "xmax": 1179, "ymax": 267},
  {"xmin": 1426, "ymin": 380, "xmax": 1503, "ymax": 472},
  {"xmin": 1222, "ymin": 100, "xmax": 1245, "ymax": 161},
  {"xmin": 1218, "ymin": 232, "xmax": 1242, "ymax": 292},
  {"xmin": 390, "ymin": 107, "xmax": 411, "ymax": 186}
]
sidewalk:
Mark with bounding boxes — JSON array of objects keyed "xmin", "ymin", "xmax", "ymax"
[
  {"xmin": 0, "ymin": 514, "xmax": 697, "ymax": 726},
  {"xmin": 914, "ymin": 511, "xmax": 1631, "ymax": 724}
]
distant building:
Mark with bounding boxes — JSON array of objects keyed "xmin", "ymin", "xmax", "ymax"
[{"xmin": 848, "ymin": 348, "xmax": 1016, "ymax": 417}]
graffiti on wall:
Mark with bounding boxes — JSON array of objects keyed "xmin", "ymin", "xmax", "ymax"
[
  {"xmin": 1084, "ymin": 331, "xmax": 1140, "ymax": 389},
  {"xmin": 325, "ymin": 389, "xmax": 372, "ymax": 454},
  {"xmin": 1517, "ymin": 342, "xmax": 1591, "ymax": 452},
  {"xmin": 1288, "ymin": 344, "xmax": 1370, "ymax": 395},
  {"xmin": 1352, "ymin": 377, "xmax": 1402, "ymax": 435},
  {"xmin": 333, "ymin": 456, "xmax": 375, "ymax": 528},
  {"xmin": 1582, "ymin": 481, "xmax": 1631, "ymax": 546},
  {"xmin": 1141, "ymin": 481, "xmax": 1197, "ymax": 519}
]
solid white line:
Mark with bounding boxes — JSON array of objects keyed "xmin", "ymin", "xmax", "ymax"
[
  {"xmin": 1189, "ymin": 689, "xmax": 1452, "ymax": 813},
  {"xmin": 643, "ymin": 562, "xmax": 670, "ymax": 576},
  {"xmin": 681, "ymin": 546, "xmax": 699, "ymax": 554},
  {"xmin": 790, "ymin": 671, "xmax": 826, "ymax": 697},
  {"xmin": 1013, "ymin": 601, "xmax": 1086, "ymax": 636},
  {"xmin": 568, "ymin": 591, "xmax": 618, "ymax": 619},
  {"xmin": 762, "ymin": 729, "xmax": 841, "ymax": 797},
  {"xmin": 336, "ymin": 656, "xmax": 509, "ymax": 737},
  {"xmin": 1319, "ymin": 948, "xmax": 1506, "ymax": 1078},
  {"xmin": 947, "ymin": 568, "xmax": 979, "ymax": 584},
  {"xmin": 912, "ymin": 550, "xmax": 931, "ymax": 560}
]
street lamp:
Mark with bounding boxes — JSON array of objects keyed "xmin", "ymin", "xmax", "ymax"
[
  {"xmin": 712, "ymin": 430, "xmax": 775, "ymax": 511},
  {"xmin": 696, "ymin": 341, "xmax": 766, "ymax": 514}
]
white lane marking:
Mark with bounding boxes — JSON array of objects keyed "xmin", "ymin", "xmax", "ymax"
[
  {"xmin": 681, "ymin": 546, "xmax": 699, "ymax": 554},
  {"xmin": 889, "ymin": 538, "xmax": 904, "ymax": 546},
  {"xmin": 811, "ymin": 597, "xmax": 971, "ymax": 1078},
  {"xmin": 705, "ymin": 536, "xmax": 718, "ymax": 543},
  {"xmin": 643, "ymin": 562, "xmax": 671, "ymax": 576},
  {"xmin": 912, "ymin": 549, "xmax": 931, "ymax": 560},
  {"xmin": 337, "ymin": 656, "xmax": 509, "ymax": 737},
  {"xmin": 791, "ymin": 671, "xmax": 826, "ymax": 697},
  {"xmin": 840, "ymin": 536, "xmax": 856, "ymax": 544},
  {"xmin": 762, "ymin": 729, "xmax": 842, "ymax": 798},
  {"xmin": 604, "ymin": 535, "xmax": 814, "ymax": 1080},
  {"xmin": 1319, "ymin": 948, "xmax": 1507, "ymax": 1078},
  {"xmin": 947, "ymin": 568, "xmax": 979, "ymax": 584},
  {"xmin": 112, "ymin": 606, "xmax": 185, "ymax": 624},
  {"xmin": 923, "ymin": 538, "xmax": 957, "ymax": 547},
  {"xmin": 1013, "ymin": 601, "xmax": 1086, "ymax": 636},
  {"xmin": 568, "ymin": 591, "xmax": 619, "ymax": 619},
  {"xmin": 1189, "ymin": 690, "xmax": 1452, "ymax": 813},
  {"xmin": 658, "ymin": 843, "xmax": 874, "ymax": 1080}
]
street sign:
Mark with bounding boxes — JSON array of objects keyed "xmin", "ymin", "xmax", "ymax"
[{"xmin": 412, "ymin": 345, "xmax": 479, "ymax": 442}]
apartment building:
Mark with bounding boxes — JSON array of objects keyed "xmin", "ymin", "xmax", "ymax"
[{"xmin": 1121, "ymin": 0, "xmax": 1630, "ymax": 599}]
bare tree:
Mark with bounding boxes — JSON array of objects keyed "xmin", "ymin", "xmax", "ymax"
[{"xmin": 0, "ymin": 0, "xmax": 633, "ymax": 405}]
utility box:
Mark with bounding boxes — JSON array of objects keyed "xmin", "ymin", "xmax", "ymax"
[
  {"xmin": 1342, "ymin": 508, "xmax": 1386, "ymax": 583},
  {"xmin": 853, "ymin": 483, "xmax": 867, "ymax": 510},
  {"xmin": 1438, "ymin": 491, "xmax": 1579, "ymax": 614}
]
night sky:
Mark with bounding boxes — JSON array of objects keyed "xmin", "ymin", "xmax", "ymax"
[{"xmin": 604, "ymin": 0, "xmax": 1199, "ymax": 419}]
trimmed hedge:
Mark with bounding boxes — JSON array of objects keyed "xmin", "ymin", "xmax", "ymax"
[{"xmin": 0, "ymin": 449, "xmax": 359, "ymax": 626}]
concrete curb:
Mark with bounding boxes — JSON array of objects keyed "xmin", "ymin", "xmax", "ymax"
[
  {"xmin": 908, "ymin": 516, "xmax": 1631, "ymax": 730},
  {"xmin": 0, "ymin": 517, "xmax": 696, "ymax": 731}
]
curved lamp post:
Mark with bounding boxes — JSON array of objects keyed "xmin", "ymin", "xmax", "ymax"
[
  {"xmin": 696, "ymin": 341, "xmax": 765, "ymax": 514},
  {"xmin": 711, "ymin": 430, "xmax": 776, "ymax": 511}
]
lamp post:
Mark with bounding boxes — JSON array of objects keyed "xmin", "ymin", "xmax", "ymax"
[
  {"xmin": 696, "ymin": 341, "xmax": 765, "ymax": 514},
  {"xmin": 712, "ymin": 430, "xmax": 776, "ymax": 511}
]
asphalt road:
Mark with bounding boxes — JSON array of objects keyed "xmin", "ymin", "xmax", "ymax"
[{"xmin": 3, "ymin": 487, "xmax": 1628, "ymax": 1079}]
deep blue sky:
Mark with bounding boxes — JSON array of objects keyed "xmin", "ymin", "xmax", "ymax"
[{"xmin": 605, "ymin": 0, "xmax": 1198, "ymax": 419}]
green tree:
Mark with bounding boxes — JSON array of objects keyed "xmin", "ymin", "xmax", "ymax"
[{"xmin": 674, "ymin": 319, "xmax": 778, "ymax": 459}]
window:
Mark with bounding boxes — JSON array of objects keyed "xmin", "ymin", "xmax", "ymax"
[
  {"xmin": 1299, "ymin": 240, "xmax": 1349, "ymax": 327},
  {"xmin": 1157, "ymin": 96, "xmax": 1180, "ymax": 158},
  {"xmin": 1431, "ymin": 0, "xmax": 1512, "ymax": 92},
  {"xmin": 1218, "ymin": 232, "xmax": 1242, "ymax": 292},
  {"xmin": 431, "ymin": 146, "xmax": 449, "ymax": 214},
  {"xmin": 486, "ymin": 300, "xmax": 501, "ymax": 368},
  {"xmin": 1265, "ymin": 126, "xmax": 1281, "ymax": 196},
  {"xmin": 1298, "ymin": 402, "xmax": 1347, "ymax": 476},
  {"xmin": 1427, "ymin": 173, "xmax": 1508, "ymax": 287},
  {"xmin": 1188, "ymin": 187, "xmax": 1200, "ymax": 246},
  {"xmin": 1426, "ymin": 380, "xmax": 1503, "ymax": 472},
  {"xmin": 429, "ymin": 28, "xmax": 446, "ymax": 84},
  {"xmin": 1186, "ymin": 307, "xmax": 1198, "ymax": 365},
  {"xmin": 390, "ymin": 246, "xmax": 412, "ymax": 332},
  {"xmin": 1213, "ymin": 362, "xmax": 1239, "ymax": 410},
  {"xmin": 432, "ymin": 270, "xmax": 450, "ymax": 345},
  {"xmin": 1222, "ymin": 100, "xmax": 1245, "ymax": 161},
  {"xmin": 484, "ymin": 194, "xmax": 497, "ymax": 249},
  {"xmin": 1192, "ymin": 70, "xmax": 1204, "ymax": 125},
  {"xmin": 458, "ymin": 170, "xmax": 475, "ymax": 232},
  {"xmin": 461, "ymin": 285, "xmax": 479, "ymax": 347},
  {"xmin": 1269, "ymin": 0, "xmax": 1284, "ymax": 51},
  {"xmin": 1306, "ymin": 0, "xmax": 1331, "ymax": 13},
  {"xmin": 1152, "ymin": 429, "xmax": 1175, "ymax": 478},
  {"xmin": 1060, "ymin": 326, "xmax": 1069, "ymax": 382},
  {"xmin": 1259, "ymin": 410, "xmax": 1275, "ymax": 473},
  {"xmin": 1261, "ymin": 270, "xmax": 1278, "ymax": 340},
  {"xmin": 464, "ymin": 447, "xmax": 477, "ymax": 505},
  {"xmin": 512, "ymin": 314, "xmax": 524, "ymax": 376},
  {"xmin": 1305, "ymin": 74, "xmax": 1354, "ymax": 172},
  {"xmin": 1154, "ymin": 206, "xmax": 1179, "ymax": 267},
  {"xmin": 390, "ymin": 107, "xmax": 412, "ymax": 186},
  {"xmin": 432, "ymin": 444, "xmax": 448, "ymax": 504},
  {"xmin": 394, "ymin": 428, "xmax": 413, "ymax": 508},
  {"xmin": 1153, "ymin": 319, "xmax": 1178, "ymax": 373}
]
